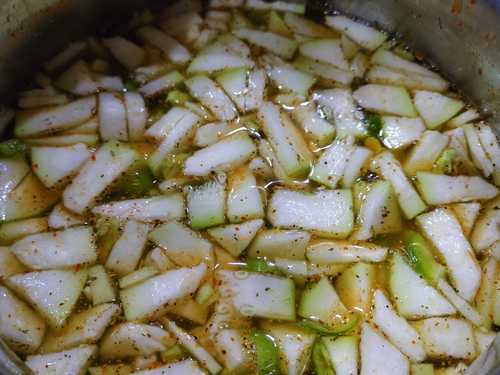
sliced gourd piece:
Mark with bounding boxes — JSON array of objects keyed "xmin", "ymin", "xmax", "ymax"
[
  {"xmin": 212, "ymin": 329, "xmax": 250, "ymax": 372},
  {"xmin": 299, "ymin": 39, "xmax": 348, "ymax": 70},
  {"xmin": 448, "ymin": 109, "xmax": 480, "ymax": 128},
  {"xmin": 7, "ymin": 269, "xmax": 88, "ymax": 327},
  {"xmin": 186, "ymin": 175, "xmax": 226, "ymax": 229},
  {"xmin": 148, "ymin": 116, "xmax": 199, "ymax": 176},
  {"xmin": 341, "ymin": 146, "xmax": 373, "ymax": 188},
  {"xmin": 0, "ymin": 246, "xmax": 26, "ymax": 278},
  {"xmin": 186, "ymin": 75, "xmax": 237, "ymax": 121},
  {"xmin": 350, "ymin": 52, "xmax": 369, "ymax": 78},
  {"xmin": 201, "ymin": 34, "xmax": 251, "ymax": 58},
  {"xmin": 184, "ymin": 132, "xmax": 257, "ymax": 176},
  {"xmin": 299, "ymin": 276, "xmax": 347, "ymax": 326},
  {"xmin": 149, "ymin": 220, "xmax": 213, "ymax": 266},
  {"xmin": 416, "ymin": 172, "xmax": 498, "ymax": 205},
  {"xmin": 366, "ymin": 65, "xmax": 449, "ymax": 92},
  {"xmin": 10, "ymin": 226, "xmax": 96, "ymax": 270},
  {"xmin": 335, "ymin": 262, "xmax": 376, "ymax": 313},
  {"xmin": 0, "ymin": 156, "xmax": 29, "ymax": 196},
  {"xmin": 268, "ymin": 188, "xmax": 354, "ymax": 238},
  {"xmin": 0, "ymin": 285, "xmax": 46, "ymax": 354},
  {"xmin": 85, "ymin": 265, "xmax": 116, "ymax": 305},
  {"xmin": 194, "ymin": 121, "xmax": 233, "ymax": 147},
  {"xmin": 261, "ymin": 323, "xmax": 316, "ymax": 375},
  {"xmin": 0, "ymin": 217, "xmax": 48, "ymax": 245},
  {"xmin": 257, "ymin": 138, "xmax": 290, "ymax": 182},
  {"xmin": 63, "ymin": 141, "xmax": 137, "ymax": 214},
  {"xmin": 145, "ymin": 107, "xmax": 199, "ymax": 141},
  {"xmin": 436, "ymin": 279, "xmax": 483, "ymax": 327},
  {"xmin": 119, "ymin": 267, "xmax": 159, "ymax": 289},
  {"xmin": 26, "ymin": 345, "xmax": 96, "ymax": 375},
  {"xmin": 233, "ymin": 28, "xmax": 298, "ymax": 59},
  {"xmin": 381, "ymin": 116, "xmax": 426, "ymax": 149},
  {"xmin": 0, "ymin": 173, "xmax": 58, "ymax": 223},
  {"xmin": 307, "ymin": 241, "xmax": 387, "ymax": 264},
  {"xmin": 373, "ymin": 289, "xmax": 426, "ymax": 362},
  {"xmin": 139, "ymin": 71, "xmax": 184, "ymax": 97},
  {"xmin": 98, "ymin": 92, "xmax": 128, "ymax": 141},
  {"xmin": 352, "ymin": 180, "xmax": 402, "ymax": 241},
  {"xmin": 416, "ymin": 208, "xmax": 481, "ymax": 301},
  {"xmin": 25, "ymin": 134, "xmax": 99, "ymax": 147},
  {"xmin": 313, "ymin": 89, "xmax": 366, "ymax": 137},
  {"xmin": 413, "ymin": 318, "xmax": 476, "ymax": 360},
  {"xmin": 341, "ymin": 34, "xmax": 360, "ymax": 59},
  {"xmin": 248, "ymin": 229, "xmax": 310, "ymax": 259},
  {"xmin": 31, "ymin": 143, "xmax": 91, "ymax": 188},
  {"xmin": 105, "ymin": 220, "xmax": 150, "ymax": 276},
  {"xmin": 227, "ymin": 165, "xmax": 264, "ymax": 223},
  {"xmin": 284, "ymin": 13, "xmax": 335, "ymax": 37},
  {"xmin": 495, "ymin": 269, "xmax": 500, "ymax": 326},
  {"xmin": 130, "ymin": 359, "xmax": 205, "ymax": 375},
  {"xmin": 294, "ymin": 55, "xmax": 355, "ymax": 86},
  {"xmin": 188, "ymin": 50, "xmax": 254, "ymax": 74},
  {"xmin": 216, "ymin": 67, "xmax": 266, "ymax": 113},
  {"xmin": 258, "ymin": 102, "xmax": 312, "ymax": 178},
  {"xmin": 310, "ymin": 136, "xmax": 355, "ymax": 188},
  {"xmin": 389, "ymin": 253, "xmax": 456, "ymax": 319},
  {"xmin": 208, "ymin": 219, "xmax": 263, "ymax": 257},
  {"xmin": 55, "ymin": 60, "xmax": 97, "ymax": 96},
  {"xmin": 123, "ymin": 92, "xmax": 147, "ymax": 142},
  {"xmin": 291, "ymin": 103, "xmax": 335, "ymax": 146},
  {"xmin": 371, "ymin": 151, "xmax": 427, "ymax": 219},
  {"xmin": 353, "ymin": 84, "xmax": 416, "ymax": 117},
  {"xmin": 120, "ymin": 263, "xmax": 206, "ymax": 321},
  {"xmin": 164, "ymin": 319, "xmax": 222, "ymax": 374},
  {"xmin": 322, "ymin": 336, "xmax": 358, "ymax": 375},
  {"xmin": 404, "ymin": 130, "xmax": 449, "ymax": 175},
  {"xmin": 325, "ymin": 16, "xmax": 387, "ymax": 50},
  {"xmin": 414, "ymin": 91, "xmax": 464, "ymax": 129},
  {"xmin": 476, "ymin": 123, "xmax": 500, "ymax": 185},
  {"xmin": 144, "ymin": 247, "xmax": 175, "ymax": 272},
  {"xmin": 371, "ymin": 49, "xmax": 438, "ymax": 77},
  {"xmin": 261, "ymin": 54, "xmax": 316, "ymax": 96},
  {"xmin": 447, "ymin": 202, "xmax": 481, "ymax": 237},
  {"xmin": 100, "ymin": 323, "xmax": 171, "ymax": 359},
  {"xmin": 470, "ymin": 197, "xmax": 500, "ymax": 252},
  {"xmin": 48, "ymin": 204, "xmax": 84, "ymax": 229},
  {"xmin": 41, "ymin": 303, "xmax": 120, "ymax": 353},
  {"xmin": 92, "ymin": 194, "xmax": 185, "ymax": 223},
  {"xmin": 137, "ymin": 26, "xmax": 191, "ymax": 64},
  {"xmin": 103, "ymin": 37, "xmax": 145, "ymax": 70},
  {"xmin": 15, "ymin": 96, "xmax": 96, "ymax": 138},
  {"xmin": 268, "ymin": 10, "xmax": 292, "ymax": 36},
  {"xmin": 463, "ymin": 124, "xmax": 495, "ymax": 178},
  {"xmin": 217, "ymin": 270, "xmax": 296, "ymax": 320},
  {"xmin": 43, "ymin": 39, "xmax": 87, "ymax": 72},
  {"xmin": 402, "ymin": 230, "xmax": 445, "ymax": 285},
  {"xmin": 359, "ymin": 323, "xmax": 409, "ymax": 375}
]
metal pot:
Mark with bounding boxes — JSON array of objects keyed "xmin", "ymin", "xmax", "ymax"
[{"xmin": 0, "ymin": 0, "xmax": 498, "ymax": 373}]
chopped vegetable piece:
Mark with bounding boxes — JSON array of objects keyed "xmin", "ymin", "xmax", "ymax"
[
  {"xmin": 251, "ymin": 332, "xmax": 282, "ymax": 375},
  {"xmin": 268, "ymin": 189, "xmax": 354, "ymax": 238}
]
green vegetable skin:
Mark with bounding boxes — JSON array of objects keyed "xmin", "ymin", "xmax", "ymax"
[
  {"xmin": 433, "ymin": 148, "xmax": 456, "ymax": 174},
  {"xmin": 402, "ymin": 230, "xmax": 445, "ymax": 284},
  {"xmin": 312, "ymin": 340, "xmax": 334, "ymax": 375},
  {"xmin": 298, "ymin": 312, "xmax": 361, "ymax": 336},
  {"xmin": 244, "ymin": 258, "xmax": 280, "ymax": 275},
  {"xmin": 251, "ymin": 332, "xmax": 282, "ymax": 375},
  {"xmin": 366, "ymin": 113, "xmax": 382, "ymax": 137},
  {"xmin": 0, "ymin": 139, "xmax": 26, "ymax": 157}
]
